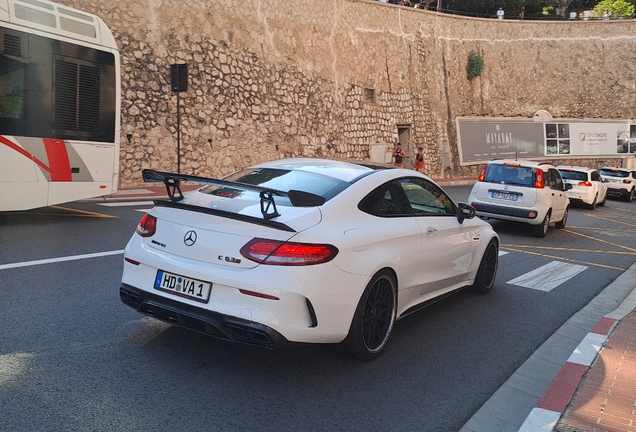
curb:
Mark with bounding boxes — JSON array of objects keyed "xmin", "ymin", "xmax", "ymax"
[
  {"xmin": 460, "ymin": 261, "xmax": 636, "ymax": 432},
  {"xmin": 518, "ymin": 269, "xmax": 636, "ymax": 432},
  {"xmin": 518, "ymin": 319, "xmax": 618, "ymax": 431}
]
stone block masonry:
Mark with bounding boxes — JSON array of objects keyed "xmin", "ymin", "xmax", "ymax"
[{"xmin": 57, "ymin": 0, "xmax": 636, "ymax": 186}]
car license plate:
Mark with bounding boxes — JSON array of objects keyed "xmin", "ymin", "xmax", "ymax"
[
  {"xmin": 154, "ymin": 270, "xmax": 212, "ymax": 303},
  {"xmin": 491, "ymin": 191, "xmax": 519, "ymax": 201}
]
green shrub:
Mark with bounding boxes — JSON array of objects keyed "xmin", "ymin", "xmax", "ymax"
[{"xmin": 466, "ymin": 50, "xmax": 484, "ymax": 81}]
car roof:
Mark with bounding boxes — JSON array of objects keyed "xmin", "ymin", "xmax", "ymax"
[
  {"xmin": 249, "ymin": 158, "xmax": 386, "ymax": 183},
  {"xmin": 487, "ymin": 159, "xmax": 554, "ymax": 168},
  {"xmin": 557, "ymin": 165, "xmax": 597, "ymax": 172},
  {"xmin": 600, "ymin": 167, "xmax": 630, "ymax": 172}
]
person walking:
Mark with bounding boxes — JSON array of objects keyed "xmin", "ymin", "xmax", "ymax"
[
  {"xmin": 393, "ymin": 143, "xmax": 407, "ymax": 167},
  {"xmin": 496, "ymin": 7, "xmax": 504, "ymax": 19},
  {"xmin": 414, "ymin": 147, "xmax": 425, "ymax": 173}
]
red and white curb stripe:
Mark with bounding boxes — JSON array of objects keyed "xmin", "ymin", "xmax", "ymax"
[{"xmin": 518, "ymin": 317, "xmax": 617, "ymax": 431}]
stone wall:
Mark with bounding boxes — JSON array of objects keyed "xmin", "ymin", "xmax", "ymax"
[{"xmin": 57, "ymin": 0, "xmax": 636, "ymax": 186}]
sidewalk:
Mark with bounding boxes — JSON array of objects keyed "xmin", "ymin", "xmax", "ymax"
[
  {"xmin": 462, "ymin": 262, "xmax": 636, "ymax": 432},
  {"xmin": 555, "ymin": 310, "xmax": 636, "ymax": 432}
]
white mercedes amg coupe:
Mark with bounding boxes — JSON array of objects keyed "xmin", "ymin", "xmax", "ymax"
[{"xmin": 120, "ymin": 158, "xmax": 499, "ymax": 359}]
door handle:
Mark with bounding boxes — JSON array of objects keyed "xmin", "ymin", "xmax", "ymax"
[{"xmin": 426, "ymin": 227, "xmax": 437, "ymax": 235}]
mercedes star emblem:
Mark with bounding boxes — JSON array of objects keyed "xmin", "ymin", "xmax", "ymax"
[{"xmin": 184, "ymin": 230, "xmax": 197, "ymax": 246}]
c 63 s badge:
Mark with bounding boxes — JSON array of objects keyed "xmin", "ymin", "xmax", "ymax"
[{"xmin": 219, "ymin": 255, "xmax": 241, "ymax": 264}]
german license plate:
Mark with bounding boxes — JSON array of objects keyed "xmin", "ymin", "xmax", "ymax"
[
  {"xmin": 154, "ymin": 270, "xmax": 212, "ymax": 303},
  {"xmin": 491, "ymin": 191, "xmax": 519, "ymax": 201}
]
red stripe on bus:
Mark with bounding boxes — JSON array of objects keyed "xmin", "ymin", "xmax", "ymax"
[
  {"xmin": 42, "ymin": 139, "xmax": 72, "ymax": 181},
  {"xmin": 0, "ymin": 135, "xmax": 51, "ymax": 173}
]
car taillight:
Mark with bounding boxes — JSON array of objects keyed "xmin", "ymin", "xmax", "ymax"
[
  {"xmin": 136, "ymin": 213, "xmax": 157, "ymax": 237},
  {"xmin": 624, "ymin": 179, "xmax": 632, "ymax": 184},
  {"xmin": 578, "ymin": 181, "xmax": 592, "ymax": 187},
  {"xmin": 478, "ymin": 164, "xmax": 487, "ymax": 182},
  {"xmin": 240, "ymin": 238, "xmax": 339, "ymax": 266},
  {"xmin": 534, "ymin": 169, "xmax": 545, "ymax": 188}
]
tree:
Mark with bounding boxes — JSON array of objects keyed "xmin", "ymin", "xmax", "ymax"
[
  {"xmin": 444, "ymin": 0, "xmax": 571, "ymax": 18},
  {"xmin": 592, "ymin": 0, "xmax": 635, "ymax": 18},
  {"xmin": 550, "ymin": 0, "xmax": 573, "ymax": 16}
]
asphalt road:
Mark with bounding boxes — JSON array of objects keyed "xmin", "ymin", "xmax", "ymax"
[{"xmin": 1, "ymin": 186, "xmax": 635, "ymax": 432}]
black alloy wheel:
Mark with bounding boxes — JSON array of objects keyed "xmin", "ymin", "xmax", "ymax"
[
  {"xmin": 471, "ymin": 239, "xmax": 498, "ymax": 294},
  {"xmin": 343, "ymin": 270, "xmax": 397, "ymax": 360}
]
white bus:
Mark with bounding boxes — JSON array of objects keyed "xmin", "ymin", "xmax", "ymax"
[{"xmin": 0, "ymin": 0, "xmax": 120, "ymax": 211}]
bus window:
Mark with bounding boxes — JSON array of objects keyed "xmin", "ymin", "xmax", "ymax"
[{"xmin": 0, "ymin": 32, "xmax": 26, "ymax": 121}]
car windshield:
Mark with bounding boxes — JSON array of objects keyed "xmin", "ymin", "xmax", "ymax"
[
  {"xmin": 201, "ymin": 167, "xmax": 349, "ymax": 203},
  {"xmin": 600, "ymin": 169, "xmax": 628, "ymax": 178},
  {"xmin": 559, "ymin": 170, "xmax": 587, "ymax": 181},
  {"xmin": 484, "ymin": 164, "xmax": 534, "ymax": 186}
]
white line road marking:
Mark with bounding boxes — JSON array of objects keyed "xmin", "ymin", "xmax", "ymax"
[
  {"xmin": 135, "ymin": 209, "xmax": 153, "ymax": 213},
  {"xmin": 0, "ymin": 250, "xmax": 125, "ymax": 270},
  {"xmin": 506, "ymin": 261, "xmax": 587, "ymax": 292},
  {"xmin": 109, "ymin": 189, "xmax": 153, "ymax": 195},
  {"xmin": 97, "ymin": 201, "xmax": 155, "ymax": 207},
  {"xmin": 499, "ymin": 251, "xmax": 509, "ymax": 256}
]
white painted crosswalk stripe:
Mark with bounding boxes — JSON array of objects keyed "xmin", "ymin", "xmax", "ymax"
[{"xmin": 506, "ymin": 261, "xmax": 587, "ymax": 292}]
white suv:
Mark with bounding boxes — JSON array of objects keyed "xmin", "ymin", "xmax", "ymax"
[
  {"xmin": 557, "ymin": 166, "xmax": 608, "ymax": 210},
  {"xmin": 468, "ymin": 160, "xmax": 571, "ymax": 238},
  {"xmin": 600, "ymin": 167, "xmax": 636, "ymax": 202}
]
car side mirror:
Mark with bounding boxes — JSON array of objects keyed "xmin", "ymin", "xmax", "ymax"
[
  {"xmin": 457, "ymin": 203, "xmax": 475, "ymax": 224},
  {"xmin": 565, "ymin": 183, "xmax": 573, "ymax": 191}
]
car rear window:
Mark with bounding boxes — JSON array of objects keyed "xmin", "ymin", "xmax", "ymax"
[
  {"xmin": 559, "ymin": 170, "xmax": 587, "ymax": 181},
  {"xmin": 203, "ymin": 167, "xmax": 349, "ymax": 203},
  {"xmin": 600, "ymin": 169, "xmax": 628, "ymax": 178},
  {"xmin": 484, "ymin": 164, "xmax": 534, "ymax": 187}
]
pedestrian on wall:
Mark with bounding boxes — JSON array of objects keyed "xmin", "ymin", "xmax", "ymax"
[
  {"xmin": 393, "ymin": 142, "xmax": 407, "ymax": 167},
  {"xmin": 603, "ymin": 9, "xmax": 611, "ymax": 20},
  {"xmin": 496, "ymin": 7, "xmax": 504, "ymax": 19},
  {"xmin": 414, "ymin": 147, "xmax": 425, "ymax": 173}
]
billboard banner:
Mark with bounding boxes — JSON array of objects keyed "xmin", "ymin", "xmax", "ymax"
[{"xmin": 457, "ymin": 118, "xmax": 636, "ymax": 165}]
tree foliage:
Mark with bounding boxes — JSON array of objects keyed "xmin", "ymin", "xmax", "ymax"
[
  {"xmin": 441, "ymin": 0, "xmax": 631, "ymax": 18},
  {"xmin": 592, "ymin": 0, "xmax": 635, "ymax": 18}
]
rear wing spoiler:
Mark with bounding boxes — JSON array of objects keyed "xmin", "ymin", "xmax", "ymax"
[{"xmin": 142, "ymin": 169, "xmax": 326, "ymax": 221}]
